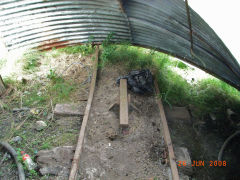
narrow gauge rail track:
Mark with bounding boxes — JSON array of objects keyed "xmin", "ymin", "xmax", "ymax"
[{"xmin": 68, "ymin": 47, "xmax": 180, "ymax": 180}]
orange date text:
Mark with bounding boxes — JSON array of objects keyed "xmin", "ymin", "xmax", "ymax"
[{"xmin": 177, "ymin": 160, "xmax": 226, "ymax": 167}]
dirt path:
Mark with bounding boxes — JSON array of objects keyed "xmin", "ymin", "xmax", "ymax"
[{"xmin": 78, "ymin": 66, "xmax": 169, "ymax": 180}]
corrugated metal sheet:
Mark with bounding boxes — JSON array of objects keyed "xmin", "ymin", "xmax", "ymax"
[
  {"xmin": 0, "ymin": 0, "xmax": 240, "ymax": 90},
  {"xmin": 0, "ymin": 0, "xmax": 131, "ymax": 50}
]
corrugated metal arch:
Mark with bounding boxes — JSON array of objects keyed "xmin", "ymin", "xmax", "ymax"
[{"xmin": 0, "ymin": 0, "xmax": 240, "ymax": 90}]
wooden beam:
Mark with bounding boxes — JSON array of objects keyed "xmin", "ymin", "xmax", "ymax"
[
  {"xmin": 0, "ymin": 75, "xmax": 6, "ymax": 96},
  {"xmin": 119, "ymin": 79, "xmax": 128, "ymax": 127},
  {"xmin": 154, "ymin": 79, "xmax": 180, "ymax": 180},
  {"xmin": 68, "ymin": 46, "xmax": 99, "ymax": 180}
]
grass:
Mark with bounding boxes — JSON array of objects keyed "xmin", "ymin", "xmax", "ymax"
[
  {"xmin": 100, "ymin": 36, "xmax": 240, "ymax": 120},
  {"xmin": 51, "ymin": 36, "xmax": 95, "ymax": 57},
  {"xmin": 21, "ymin": 50, "xmax": 44, "ymax": 72},
  {"xmin": 0, "ymin": 43, "xmax": 96, "ymax": 179},
  {"xmin": 0, "ymin": 58, "xmax": 7, "ymax": 69},
  {"xmin": 0, "ymin": 72, "xmax": 79, "ymax": 178},
  {"xmin": 1, "ymin": 37, "xmax": 240, "ymax": 178}
]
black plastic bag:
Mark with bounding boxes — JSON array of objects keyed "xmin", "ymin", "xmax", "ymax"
[{"xmin": 116, "ymin": 69, "xmax": 154, "ymax": 94}]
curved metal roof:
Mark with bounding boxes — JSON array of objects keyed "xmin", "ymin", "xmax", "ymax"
[{"xmin": 0, "ymin": 0, "xmax": 240, "ymax": 89}]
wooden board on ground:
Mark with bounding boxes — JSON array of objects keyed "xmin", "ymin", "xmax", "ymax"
[
  {"xmin": 68, "ymin": 46, "xmax": 99, "ymax": 180},
  {"xmin": 154, "ymin": 79, "xmax": 180, "ymax": 180},
  {"xmin": 119, "ymin": 79, "xmax": 128, "ymax": 127},
  {"xmin": 0, "ymin": 75, "xmax": 6, "ymax": 96}
]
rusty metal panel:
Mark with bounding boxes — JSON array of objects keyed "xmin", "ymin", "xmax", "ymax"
[
  {"xmin": 0, "ymin": 0, "xmax": 131, "ymax": 50},
  {"xmin": 0, "ymin": 0, "xmax": 240, "ymax": 90}
]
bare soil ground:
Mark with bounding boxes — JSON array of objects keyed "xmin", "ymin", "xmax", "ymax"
[{"xmin": 78, "ymin": 66, "xmax": 169, "ymax": 180}]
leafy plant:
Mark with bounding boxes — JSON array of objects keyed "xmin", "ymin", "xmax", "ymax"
[
  {"xmin": 41, "ymin": 142, "xmax": 51, "ymax": 150},
  {"xmin": 57, "ymin": 36, "xmax": 95, "ymax": 55},
  {"xmin": 22, "ymin": 50, "xmax": 43, "ymax": 72},
  {"xmin": 47, "ymin": 69, "xmax": 76, "ymax": 102},
  {"xmin": 47, "ymin": 69, "xmax": 63, "ymax": 83}
]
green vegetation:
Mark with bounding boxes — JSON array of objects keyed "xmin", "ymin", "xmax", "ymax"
[
  {"xmin": 40, "ymin": 142, "xmax": 51, "ymax": 150},
  {"xmin": 0, "ymin": 58, "xmax": 7, "ymax": 69},
  {"xmin": 1, "ymin": 35, "xmax": 240, "ymax": 179},
  {"xmin": 47, "ymin": 69, "xmax": 76, "ymax": 102},
  {"xmin": 57, "ymin": 43, "xmax": 95, "ymax": 55},
  {"xmin": 54, "ymin": 36, "xmax": 95, "ymax": 56},
  {"xmin": 21, "ymin": 50, "xmax": 44, "ymax": 72},
  {"xmin": 0, "ymin": 43, "xmax": 97, "ymax": 179},
  {"xmin": 100, "ymin": 34, "xmax": 240, "ymax": 118}
]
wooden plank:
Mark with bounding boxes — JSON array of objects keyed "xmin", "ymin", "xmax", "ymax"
[
  {"xmin": 154, "ymin": 79, "xmax": 180, "ymax": 180},
  {"xmin": 68, "ymin": 46, "xmax": 99, "ymax": 180},
  {"xmin": 0, "ymin": 75, "xmax": 6, "ymax": 96},
  {"xmin": 119, "ymin": 79, "xmax": 128, "ymax": 127}
]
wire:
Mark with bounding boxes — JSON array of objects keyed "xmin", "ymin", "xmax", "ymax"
[{"xmin": 0, "ymin": 142, "xmax": 25, "ymax": 180}]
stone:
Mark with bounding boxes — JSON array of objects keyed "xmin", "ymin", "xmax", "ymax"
[
  {"xmin": 11, "ymin": 136, "xmax": 22, "ymax": 143},
  {"xmin": 12, "ymin": 107, "xmax": 30, "ymax": 112},
  {"xmin": 35, "ymin": 121, "xmax": 47, "ymax": 131},
  {"xmin": 209, "ymin": 113, "xmax": 216, "ymax": 121},
  {"xmin": 54, "ymin": 103, "xmax": 85, "ymax": 116},
  {"xmin": 175, "ymin": 147, "xmax": 193, "ymax": 176},
  {"xmin": 36, "ymin": 146, "xmax": 74, "ymax": 178},
  {"xmin": 47, "ymin": 113, "xmax": 53, "ymax": 120},
  {"xmin": 165, "ymin": 106, "xmax": 191, "ymax": 124}
]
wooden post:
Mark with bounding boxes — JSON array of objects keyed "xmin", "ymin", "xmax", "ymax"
[
  {"xmin": 68, "ymin": 46, "xmax": 99, "ymax": 180},
  {"xmin": 120, "ymin": 79, "xmax": 128, "ymax": 127},
  {"xmin": 0, "ymin": 75, "xmax": 6, "ymax": 96},
  {"xmin": 154, "ymin": 79, "xmax": 180, "ymax": 180}
]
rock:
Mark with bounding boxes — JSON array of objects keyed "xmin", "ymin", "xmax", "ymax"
[
  {"xmin": 54, "ymin": 103, "xmax": 85, "ymax": 116},
  {"xmin": 175, "ymin": 147, "xmax": 193, "ymax": 176},
  {"xmin": 12, "ymin": 107, "xmax": 30, "ymax": 112},
  {"xmin": 165, "ymin": 106, "xmax": 191, "ymax": 124},
  {"xmin": 11, "ymin": 136, "xmax": 22, "ymax": 143},
  {"xmin": 227, "ymin": 108, "xmax": 240, "ymax": 124},
  {"xmin": 209, "ymin": 113, "xmax": 216, "ymax": 121},
  {"xmin": 36, "ymin": 146, "xmax": 74, "ymax": 178},
  {"xmin": 35, "ymin": 121, "xmax": 47, "ymax": 131},
  {"xmin": 47, "ymin": 113, "xmax": 53, "ymax": 120}
]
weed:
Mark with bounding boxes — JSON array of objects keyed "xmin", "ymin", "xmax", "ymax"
[
  {"xmin": 57, "ymin": 36, "xmax": 95, "ymax": 55},
  {"xmin": 49, "ymin": 80, "xmax": 75, "ymax": 102},
  {"xmin": 0, "ymin": 58, "xmax": 7, "ymax": 69},
  {"xmin": 41, "ymin": 142, "xmax": 51, "ymax": 150},
  {"xmin": 21, "ymin": 50, "xmax": 43, "ymax": 72},
  {"xmin": 47, "ymin": 69, "xmax": 63, "ymax": 83},
  {"xmin": 172, "ymin": 60, "xmax": 189, "ymax": 69},
  {"xmin": 100, "ymin": 41, "xmax": 240, "ymax": 119},
  {"xmin": 22, "ymin": 83, "xmax": 47, "ymax": 107},
  {"xmin": 100, "ymin": 33, "xmax": 117, "ymax": 67},
  {"xmin": 28, "ymin": 169, "xmax": 38, "ymax": 178},
  {"xmin": 16, "ymin": 148, "xmax": 23, "ymax": 162},
  {"xmin": 100, "ymin": 40, "xmax": 154, "ymax": 70}
]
